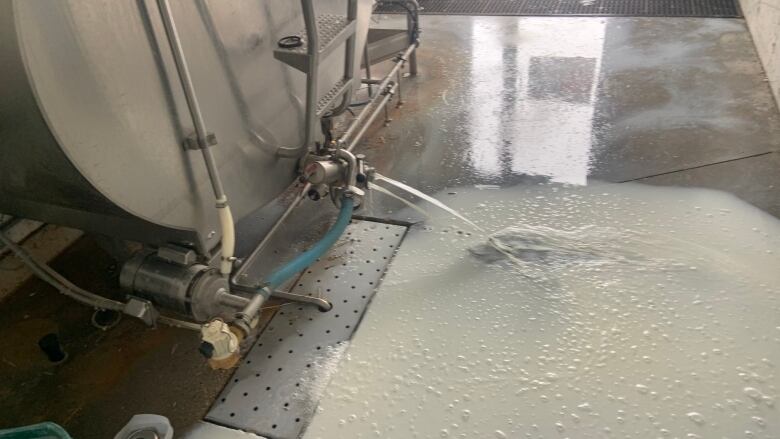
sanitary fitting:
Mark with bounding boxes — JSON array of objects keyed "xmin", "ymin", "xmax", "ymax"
[
  {"xmin": 382, "ymin": 83, "xmax": 396, "ymax": 96},
  {"xmin": 330, "ymin": 149, "xmax": 366, "ymax": 208},
  {"xmin": 199, "ymin": 318, "xmax": 242, "ymax": 369},
  {"xmin": 355, "ymin": 153, "xmax": 375, "ymax": 185},
  {"xmin": 231, "ymin": 286, "xmax": 271, "ymax": 337},
  {"xmin": 304, "ymin": 158, "xmax": 342, "ymax": 186},
  {"xmin": 301, "ymin": 150, "xmax": 368, "ymax": 209}
]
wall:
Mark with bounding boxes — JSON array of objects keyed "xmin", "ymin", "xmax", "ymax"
[{"xmin": 741, "ymin": 0, "xmax": 780, "ymax": 108}]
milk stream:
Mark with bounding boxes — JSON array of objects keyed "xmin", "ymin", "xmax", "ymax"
[
  {"xmin": 305, "ymin": 182, "xmax": 780, "ymax": 439},
  {"xmin": 370, "ymin": 183, "xmax": 432, "ymax": 220},
  {"xmin": 375, "ymin": 174, "xmax": 485, "ymax": 232}
]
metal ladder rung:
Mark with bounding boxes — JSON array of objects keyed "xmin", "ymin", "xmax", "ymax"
[
  {"xmin": 316, "ymin": 78, "xmax": 352, "ymax": 116},
  {"xmin": 273, "ymin": 14, "xmax": 357, "ymax": 73}
]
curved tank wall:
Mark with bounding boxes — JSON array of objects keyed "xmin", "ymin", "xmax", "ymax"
[{"xmin": 0, "ymin": 0, "xmax": 373, "ymax": 253}]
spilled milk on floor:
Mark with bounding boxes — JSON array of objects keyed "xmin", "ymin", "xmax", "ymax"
[{"xmin": 304, "ymin": 182, "xmax": 780, "ymax": 439}]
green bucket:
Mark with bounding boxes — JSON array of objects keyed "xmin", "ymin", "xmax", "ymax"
[{"xmin": 0, "ymin": 423, "xmax": 72, "ymax": 439}]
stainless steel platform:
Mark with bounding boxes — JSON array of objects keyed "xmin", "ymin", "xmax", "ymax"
[
  {"xmin": 206, "ymin": 220, "xmax": 407, "ymax": 438},
  {"xmin": 273, "ymin": 13, "xmax": 356, "ymax": 73}
]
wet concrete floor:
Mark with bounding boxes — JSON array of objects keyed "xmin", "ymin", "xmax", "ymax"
[
  {"xmin": 360, "ymin": 16, "xmax": 780, "ymax": 217},
  {"xmin": 2, "ymin": 14, "xmax": 779, "ymax": 438}
]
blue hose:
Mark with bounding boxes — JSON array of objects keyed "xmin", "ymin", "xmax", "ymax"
[{"xmin": 264, "ymin": 197, "xmax": 354, "ymax": 289}]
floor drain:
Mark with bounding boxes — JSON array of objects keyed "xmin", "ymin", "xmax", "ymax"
[{"xmin": 92, "ymin": 309, "xmax": 121, "ymax": 330}]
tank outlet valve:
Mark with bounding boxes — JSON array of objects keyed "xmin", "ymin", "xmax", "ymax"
[
  {"xmin": 200, "ymin": 318, "xmax": 241, "ymax": 369},
  {"xmin": 304, "ymin": 159, "xmax": 343, "ymax": 185}
]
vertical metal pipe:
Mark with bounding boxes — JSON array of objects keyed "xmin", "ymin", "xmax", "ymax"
[
  {"xmin": 364, "ymin": 41, "xmax": 373, "ymax": 98},
  {"xmin": 396, "ymin": 68, "xmax": 403, "ymax": 106},
  {"xmin": 344, "ymin": 0, "xmax": 357, "ymax": 81},
  {"xmin": 157, "ymin": 0, "xmax": 235, "ymax": 274},
  {"xmin": 302, "ymin": 0, "xmax": 319, "ymax": 148},
  {"xmin": 407, "ymin": 11, "xmax": 418, "ymax": 76},
  {"xmin": 157, "ymin": 0, "xmax": 226, "ymax": 201}
]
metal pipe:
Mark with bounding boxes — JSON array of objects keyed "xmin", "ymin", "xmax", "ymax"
[
  {"xmin": 302, "ymin": 0, "xmax": 319, "ymax": 148},
  {"xmin": 405, "ymin": 0, "xmax": 420, "ymax": 75},
  {"xmin": 157, "ymin": 0, "xmax": 235, "ymax": 275},
  {"xmin": 230, "ymin": 183, "xmax": 311, "ymax": 286},
  {"xmin": 347, "ymin": 83, "xmax": 397, "ymax": 151},
  {"xmin": 233, "ymin": 196, "xmax": 355, "ymax": 334},
  {"xmin": 271, "ymin": 290, "xmax": 332, "ymax": 311},
  {"xmin": 157, "ymin": 0, "xmax": 225, "ymax": 201},
  {"xmin": 158, "ymin": 316, "xmax": 202, "ymax": 331},
  {"xmin": 364, "ymin": 42, "xmax": 374, "ymax": 98},
  {"xmin": 344, "ymin": 0, "xmax": 357, "ymax": 82},
  {"xmin": 217, "ymin": 290, "xmax": 251, "ymax": 308},
  {"xmin": 396, "ymin": 68, "xmax": 403, "ymax": 106},
  {"xmin": 0, "ymin": 229, "xmax": 125, "ymax": 311},
  {"xmin": 222, "ymin": 288, "xmax": 329, "ymax": 312},
  {"xmin": 383, "ymin": 97, "xmax": 391, "ymax": 124},
  {"xmin": 338, "ymin": 43, "xmax": 416, "ymax": 146},
  {"xmin": 233, "ymin": 286, "xmax": 272, "ymax": 335},
  {"xmin": 336, "ymin": 149, "xmax": 359, "ymax": 186}
]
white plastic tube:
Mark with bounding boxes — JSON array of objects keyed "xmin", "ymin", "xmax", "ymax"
[{"xmin": 218, "ymin": 203, "xmax": 235, "ymax": 276}]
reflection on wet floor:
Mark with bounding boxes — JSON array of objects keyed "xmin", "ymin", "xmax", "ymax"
[
  {"xmin": 306, "ymin": 182, "xmax": 780, "ymax": 438},
  {"xmin": 468, "ymin": 20, "xmax": 605, "ymax": 185},
  {"xmin": 363, "ymin": 16, "xmax": 780, "ymax": 216}
]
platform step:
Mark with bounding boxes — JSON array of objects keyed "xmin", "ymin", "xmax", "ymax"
[
  {"xmin": 273, "ymin": 14, "xmax": 357, "ymax": 73},
  {"xmin": 316, "ymin": 78, "xmax": 352, "ymax": 116}
]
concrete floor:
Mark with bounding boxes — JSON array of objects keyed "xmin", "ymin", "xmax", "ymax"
[
  {"xmin": 360, "ymin": 16, "xmax": 780, "ymax": 217},
  {"xmin": 2, "ymin": 14, "xmax": 780, "ymax": 438}
]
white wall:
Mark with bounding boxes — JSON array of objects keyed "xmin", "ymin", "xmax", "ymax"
[{"xmin": 741, "ymin": 0, "xmax": 780, "ymax": 108}]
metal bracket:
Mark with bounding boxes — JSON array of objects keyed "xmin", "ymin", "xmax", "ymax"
[
  {"xmin": 185, "ymin": 132, "xmax": 218, "ymax": 150},
  {"xmin": 123, "ymin": 296, "xmax": 160, "ymax": 327},
  {"xmin": 157, "ymin": 244, "xmax": 198, "ymax": 266}
]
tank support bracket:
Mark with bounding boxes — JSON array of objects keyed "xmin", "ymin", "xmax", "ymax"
[{"xmin": 184, "ymin": 132, "xmax": 218, "ymax": 150}]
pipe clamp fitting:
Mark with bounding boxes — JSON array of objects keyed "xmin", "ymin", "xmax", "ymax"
[{"xmin": 185, "ymin": 132, "xmax": 218, "ymax": 150}]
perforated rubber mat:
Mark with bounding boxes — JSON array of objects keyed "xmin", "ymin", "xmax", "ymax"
[
  {"xmin": 207, "ymin": 220, "xmax": 407, "ymax": 439},
  {"xmin": 375, "ymin": 0, "xmax": 741, "ymax": 18}
]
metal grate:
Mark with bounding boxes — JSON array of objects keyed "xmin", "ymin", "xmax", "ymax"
[
  {"xmin": 206, "ymin": 220, "xmax": 407, "ymax": 439},
  {"xmin": 375, "ymin": 0, "xmax": 742, "ymax": 18}
]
